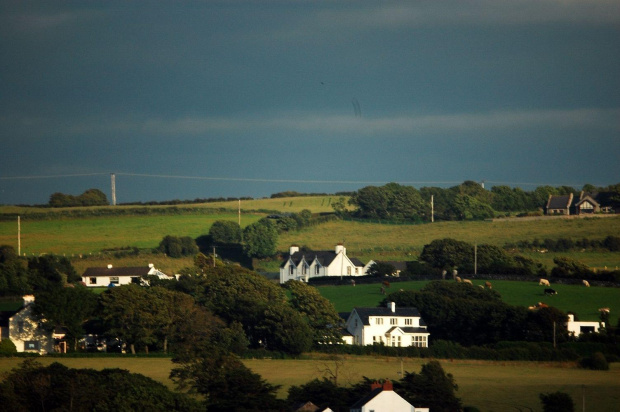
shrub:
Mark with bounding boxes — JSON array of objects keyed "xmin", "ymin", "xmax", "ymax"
[
  {"xmin": 0, "ymin": 339, "xmax": 17, "ymax": 355},
  {"xmin": 579, "ymin": 352, "xmax": 609, "ymax": 370}
]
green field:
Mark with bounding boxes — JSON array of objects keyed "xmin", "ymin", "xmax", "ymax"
[
  {"xmin": 0, "ymin": 356, "xmax": 617, "ymax": 412},
  {"xmin": 316, "ymin": 280, "xmax": 620, "ymax": 324}
]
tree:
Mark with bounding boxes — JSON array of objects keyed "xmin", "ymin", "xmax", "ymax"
[
  {"xmin": 242, "ymin": 218, "xmax": 278, "ymax": 258},
  {"xmin": 209, "ymin": 220, "xmax": 242, "ymax": 244},
  {"xmin": 78, "ymin": 188, "xmax": 108, "ymax": 206},
  {"xmin": 420, "ymin": 238, "xmax": 474, "ymax": 271},
  {"xmin": 366, "ymin": 261, "xmax": 396, "ymax": 277},
  {"xmin": 33, "ymin": 285, "xmax": 98, "ymax": 351},
  {"xmin": 0, "ymin": 339, "xmax": 17, "ymax": 355},
  {"xmin": 396, "ymin": 360, "xmax": 462, "ymax": 412},
  {"xmin": 349, "ymin": 183, "xmax": 427, "ymax": 221},
  {"xmin": 539, "ymin": 391, "xmax": 575, "ymax": 412},
  {"xmin": 27, "ymin": 255, "xmax": 80, "ymax": 291},
  {"xmin": 158, "ymin": 235, "xmax": 198, "ymax": 258},
  {"xmin": 286, "ymin": 280, "xmax": 343, "ymax": 345}
]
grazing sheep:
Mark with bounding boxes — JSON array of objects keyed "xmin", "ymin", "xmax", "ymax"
[
  {"xmin": 582, "ymin": 280, "xmax": 590, "ymax": 287},
  {"xmin": 478, "ymin": 285, "xmax": 484, "ymax": 289},
  {"xmin": 463, "ymin": 279, "xmax": 473, "ymax": 285},
  {"xmin": 544, "ymin": 288, "xmax": 557, "ymax": 295},
  {"xmin": 485, "ymin": 281, "xmax": 492, "ymax": 289},
  {"xmin": 528, "ymin": 306, "xmax": 537, "ymax": 310},
  {"xmin": 539, "ymin": 278, "xmax": 550, "ymax": 286},
  {"xmin": 537, "ymin": 302, "xmax": 549, "ymax": 308},
  {"xmin": 598, "ymin": 307, "xmax": 610, "ymax": 313},
  {"xmin": 455, "ymin": 276, "xmax": 462, "ymax": 283}
]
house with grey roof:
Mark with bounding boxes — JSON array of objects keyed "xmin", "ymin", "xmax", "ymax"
[
  {"xmin": 350, "ymin": 379, "xmax": 429, "ymax": 412},
  {"xmin": 546, "ymin": 193, "xmax": 574, "ymax": 215},
  {"xmin": 342, "ymin": 302, "xmax": 430, "ymax": 347},
  {"xmin": 279, "ymin": 244, "xmax": 372, "ymax": 284},
  {"xmin": 81, "ymin": 264, "xmax": 171, "ymax": 287}
]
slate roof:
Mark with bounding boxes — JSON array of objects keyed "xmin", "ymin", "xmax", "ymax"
[
  {"xmin": 352, "ymin": 307, "xmax": 425, "ymax": 326},
  {"xmin": 350, "ymin": 387, "xmax": 383, "ymax": 410},
  {"xmin": 82, "ymin": 266, "xmax": 152, "ymax": 277},
  {"xmin": 386, "ymin": 326, "xmax": 429, "ymax": 334},
  {"xmin": 281, "ymin": 250, "xmax": 365, "ymax": 268},
  {"xmin": 547, "ymin": 195, "xmax": 573, "ymax": 210}
]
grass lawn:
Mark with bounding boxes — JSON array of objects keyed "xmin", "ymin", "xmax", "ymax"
[
  {"xmin": 1, "ymin": 356, "xmax": 617, "ymax": 412},
  {"xmin": 316, "ymin": 280, "xmax": 620, "ymax": 324}
]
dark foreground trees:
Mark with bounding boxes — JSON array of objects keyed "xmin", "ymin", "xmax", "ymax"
[{"xmin": 0, "ymin": 360, "xmax": 201, "ymax": 412}]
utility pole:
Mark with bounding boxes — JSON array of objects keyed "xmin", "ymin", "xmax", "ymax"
[
  {"xmin": 474, "ymin": 243, "xmax": 477, "ymax": 275},
  {"xmin": 213, "ymin": 246, "xmax": 216, "ymax": 267},
  {"xmin": 431, "ymin": 195, "xmax": 434, "ymax": 223},
  {"xmin": 17, "ymin": 216, "xmax": 21, "ymax": 256},
  {"xmin": 238, "ymin": 199, "xmax": 241, "ymax": 226},
  {"xmin": 111, "ymin": 173, "xmax": 116, "ymax": 206}
]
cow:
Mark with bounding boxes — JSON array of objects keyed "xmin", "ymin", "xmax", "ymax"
[
  {"xmin": 485, "ymin": 281, "xmax": 492, "ymax": 289},
  {"xmin": 537, "ymin": 302, "xmax": 549, "ymax": 308},
  {"xmin": 463, "ymin": 279, "xmax": 473, "ymax": 285},
  {"xmin": 544, "ymin": 288, "xmax": 557, "ymax": 295},
  {"xmin": 582, "ymin": 280, "xmax": 590, "ymax": 287},
  {"xmin": 539, "ymin": 278, "xmax": 550, "ymax": 286}
]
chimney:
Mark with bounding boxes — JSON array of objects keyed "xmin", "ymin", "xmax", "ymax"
[
  {"xmin": 387, "ymin": 301, "xmax": 396, "ymax": 312},
  {"xmin": 289, "ymin": 245, "xmax": 299, "ymax": 255},
  {"xmin": 335, "ymin": 244, "xmax": 345, "ymax": 255},
  {"xmin": 107, "ymin": 264, "xmax": 113, "ymax": 269},
  {"xmin": 22, "ymin": 295, "xmax": 35, "ymax": 306},
  {"xmin": 148, "ymin": 263, "xmax": 154, "ymax": 268},
  {"xmin": 370, "ymin": 381, "xmax": 382, "ymax": 391},
  {"xmin": 382, "ymin": 379, "xmax": 393, "ymax": 391}
]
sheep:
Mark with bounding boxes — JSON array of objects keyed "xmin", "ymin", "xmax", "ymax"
[
  {"xmin": 528, "ymin": 306, "xmax": 537, "ymax": 310},
  {"xmin": 598, "ymin": 307, "xmax": 610, "ymax": 313},
  {"xmin": 478, "ymin": 285, "xmax": 484, "ymax": 289},
  {"xmin": 582, "ymin": 280, "xmax": 590, "ymax": 287},
  {"xmin": 539, "ymin": 278, "xmax": 550, "ymax": 286},
  {"xmin": 463, "ymin": 279, "xmax": 473, "ymax": 285},
  {"xmin": 536, "ymin": 302, "xmax": 549, "ymax": 308},
  {"xmin": 455, "ymin": 276, "xmax": 462, "ymax": 283},
  {"xmin": 485, "ymin": 281, "xmax": 492, "ymax": 289}
]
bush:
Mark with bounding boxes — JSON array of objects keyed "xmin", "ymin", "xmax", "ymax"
[
  {"xmin": 0, "ymin": 339, "xmax": 17, "ymax": 355},
  {"xmin": 579, "ymin": 352, "xmax": 609, "ymax": 370}
]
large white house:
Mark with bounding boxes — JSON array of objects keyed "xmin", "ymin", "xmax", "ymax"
[
  {"xmin": 280, "ymin": 244, "xmax": 372, "ymax": 284},
  {"xmin": 81, "ymin": 264, "xmax": 171, "ymax": 287},
  {"xmin": 342, "ymin": 302, "xmax": 430, "ymax": 347},
  {"xmin": 350, "ymin": 380, "xmax": 429, "ymax": 412}
]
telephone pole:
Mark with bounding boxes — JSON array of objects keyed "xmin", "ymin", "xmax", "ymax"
[{"xmin": 111, "ymin": 173, "xmax": 116, "ymax": 206}]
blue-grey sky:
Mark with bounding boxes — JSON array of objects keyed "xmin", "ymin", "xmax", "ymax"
[{"xmin": 1, "ymin": 1, "xmax": 619, "ymax": 205}]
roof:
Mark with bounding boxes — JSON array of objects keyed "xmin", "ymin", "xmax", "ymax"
[
  {"xmin": 546, "ymin": 194, "xmax": 574, "ymax": 210},
  {"xmin": 350, "ymin": 387, "xmax": 383, "ymax": 409},
  {"xmin": 281, "ymin": 250, "xmax": 365, "ymax": 268},
  {"xmin": 352, "ymin": 307, "xmax": 423, "ymax": 325},
  {"xmin": 386, "ymin": 326, "xmax": 429, "ymax": 334},
  {"xmin": 82, "ymin": 266, "xmax": 152, "ymax": 277}
]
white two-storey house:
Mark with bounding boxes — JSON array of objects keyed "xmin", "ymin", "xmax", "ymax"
[
  {"xmin": 280, "ymin": 244, "xmax": 372, "ymax": 284},
  {"xmin": 342, "ymin": 302, "xmax": 430, "ymax": 347}
]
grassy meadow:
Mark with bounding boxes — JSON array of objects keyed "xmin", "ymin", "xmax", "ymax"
[
  {"xmin": 316, "ymin": 280, "xmax": 620, "ymax": 324},
  {"xmin": 0, "ymin": 356, "xmax": 617, "ymax": 412}
]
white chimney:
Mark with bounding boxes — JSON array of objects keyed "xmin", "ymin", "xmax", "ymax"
[
  {"xmin": 387, "ymin": 301, "xmax": 396, "ymax": 312},
  {"xmin": 107, "ymin": 264, "xmax": 113, "ymax": 269},
  {"xmin": 335, "ymin": 244, "xmax": 345, "ymax": 255},
  {"xmin": 289, "ymin": 245, "xmax": 299, "ymax": 255},
  {"xmin": 148, "ymin": 263, "xmax": 154, "ymax": 268},
  {"xmin": 23, "ymin": 295, "xmax": 35, "ymax": 306}
]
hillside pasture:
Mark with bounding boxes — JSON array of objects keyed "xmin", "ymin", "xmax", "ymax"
[
  {"xmin": 0, "ymin": 356, "xmax": 617, "ymax": 412},
  {"xmin": 317, "ymin": 280, "xmax": 620, "ymax": 323}
]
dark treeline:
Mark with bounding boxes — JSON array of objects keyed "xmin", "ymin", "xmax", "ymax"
[
  {"xmin": 506, "ymin": 235, "xmax": 620, "ymax": 253},
  {"xmin": 49, "ymin": 189, "xmax": 109, "ymax": 207},
  {"xmin": 342, "ymin": 181, "xmax": 620, "ymax": 222}
]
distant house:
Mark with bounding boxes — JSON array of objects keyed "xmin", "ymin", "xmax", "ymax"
[
  {"xmin": 546, "ymin": 193, "xmax": 574, "ymax": 215},
  {"xmin": 566, "ymin": 314, "xmax": 604, "ymax": 337},
  {"xmin": 280, "ymin": 244, "xmax": 372, "ymax": 284},
  {"xmin": 0, "ymin": 295, "xmax": 54, "ymax": 354},
  {"xmin": 350, "ymin": 380, "xmax": 429, "ymax": 412},
  {"xmin": 341, "ymin": 302, "xmax": 430, "ymax": 347},
  {"xmin": 81, "ymin": 264, "xmax": 171, "ymax": 287}
]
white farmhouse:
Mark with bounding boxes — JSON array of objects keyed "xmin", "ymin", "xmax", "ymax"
[
  {"xmin": 1, "ymin": 295, "xmax": 54, "ymax": 354},
  {"xmin": 342, "ymin": 302, "xmax": 430, "ymax": 347},
  {"xmin": 566, "ymin": 314, "xmax": 605, "ymax": 337},
  {"xmin": 81, "ymin": 264, "xmax": 171, "ymax": 287},
  {"xmin": 280, "ymin": 244, "xmax": 372, "ymax": 284},
  {"xmin": 350, "ymin": 380, "xmax": 429, "ymax": 412}
]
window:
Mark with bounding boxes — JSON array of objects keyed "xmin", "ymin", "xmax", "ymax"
[
  {"xmin": 302, "ymin": 266, "xmax": 307, "ymax": 275},
  {"xmin": 315, "ymin": 265, "xmax": 320, "ymax": 275},
  {"xmin": 290, "ymin": 266, "xmax": 294, "ymax": 275},
  {"xmin": 405, "ymin": 318, "xmax": 413, "ymax": 325},
  {"xmin": 89, "ymin": 277, "xmax": 97, "ymax": 285},
  {"xmin": 355, "ymin": 268, "xmax": 359, "ymax": 274},
  {"xmin": 398, "ymin": 336, "xmax": 402, "ymax": 347},
  {"xmin": 347, "ymin": 266, "xmax": 351, "ymax": 275},
  {"xmin": 110, "ymin": 276, "xmax": 119, "ymax": 285},
  {"xmin": 24, "ymin": 341, "xmax": 40, "ymax": 351},
  {"xmin": 390, "ymin": 318, "xmax": 397, "ymax": 325},
  {"xmin": 375, "ymin": 318, "xmax": 383, "ymax": 325}
]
